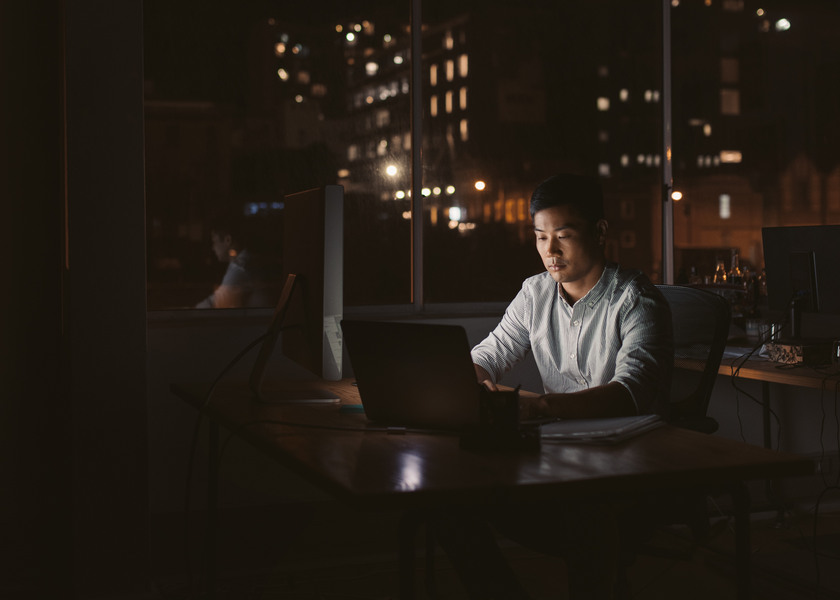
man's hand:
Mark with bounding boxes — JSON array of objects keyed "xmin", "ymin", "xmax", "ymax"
[
  {"xmin": 474, "ymin": 364, "xmax": 498, "ymax": 391},
  {"xmin": 519, "ymin": 395, "xmax": 550, "ymax": 421}
]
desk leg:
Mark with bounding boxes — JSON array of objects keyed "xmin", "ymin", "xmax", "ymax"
[
  {"xmin": 203, "ymin": 421, "xmax": 219, "ymax": 600},
  {"xmin": 761, "ymin": 382, "xmax": 787, "ymax": 525},
  {"xmin": 761, "ymin": 382, "xmax": 771, "ymax": 450},
  {"xmin": 730, "ymin": 483, "xmax": 751, "ymax": 600},
  {"xmin": 398, "ymin": 511, "xmax": 421, "ymax": 600}
]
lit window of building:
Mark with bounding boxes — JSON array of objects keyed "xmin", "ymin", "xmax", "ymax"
[
  {"xmin": 365, "ymin": 62, "xmax": 378, "ymax": 76},
  {"xmin": 376, "ymin": 109, "xmax": 390, "ymax": 127},
  {"xmin": 597, "ymin": 97, "xmax": 610, "ymax": 111},
  {"xmin": 430, "ymin": 95, "xmax": 438, "ymax": 117},
  {"xmin": 644, "ymin": 89, "xmax": 653, "ymax": 102},
  {"xmin": 430, "ymin": 64, "xmax": 438, "ymax": 87},
  {"xmin": 274, "ymin": 43, "xmax": 286, "ymax": 57},
  {"xmin": 620, "ymin": 154, "xmax": 630, "ymax": 166},
  {"xmin": 703, "ymin": 123, "xmax": 712, "ymax": 136},
  {"xmin": 460, "ymin": 119, "xmax": 468, "ymax": 142},
  {"xmin": 459, "ymin": 87, "xmax": 467, "ymax": 110},
  {"xmin": 446, "ymin": 59, "xmax": 454, "ymax": 82},
  {"xmin": 297, "ymin": 70, "xmax": 310, "ymax": 84},
  {"xmin": 619, "ymin": 88, "xmax": 629, "ymax": 101},
  {"xmin": 720, "ymin": 89, "xmax": 740, "ymax": 115},
  {"xmin": 719, "ymin": 194, "xmax": 731, "ymax": 219},
  {"xmin": 444, "ymin": 31, "xmax": 454, "ymax": 50},
  {"xmin": 720, "ymin": 150, "xmax": 743, "ymax": 163},
  {"xmin": 377, "ymin": 139, "xmax": 388, "ymax": 156},
  {"xmin": 599, "ymin": 163, "xmax": 611, "ymax": 177},
  {"xmin": 445, "ymin": 90, "xmax": 453, "ymax": 113},
  {"xmin": 348, "ymin": 145, "xmax": 359, "ymax": 161},
  {"xmin": 458, "ymin": 54, "xmax": 468, "ymax": 77}
]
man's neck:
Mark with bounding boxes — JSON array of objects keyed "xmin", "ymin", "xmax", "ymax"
[{"xmin": 560, "ymin": 262, "xmax": 607, "ymax": 305}]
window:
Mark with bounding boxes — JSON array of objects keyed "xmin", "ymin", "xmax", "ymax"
[
  {"xmin": 458, "ymin": 54, "xmax": 468, "ymax": 77},
  {"xmin": 720, "ymin": 89, "xmax": 740, "ymax": 115},
  {"xmin": 144, "ymin": 1, "xmax": 840, "ymax": 308}
]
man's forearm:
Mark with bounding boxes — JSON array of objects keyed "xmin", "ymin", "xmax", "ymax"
[{"xmin": 525, "ymin": 382, "xmax": 636, "ymax": 419}]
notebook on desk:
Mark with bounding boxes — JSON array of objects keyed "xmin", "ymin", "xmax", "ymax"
[{"xmin": 340, "ymin": 320, "xmax": 482, "ymax": 430}]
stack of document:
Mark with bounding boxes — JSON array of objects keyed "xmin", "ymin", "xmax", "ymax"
[{"xmin": 540, "ymin": 414, "xmax": 663, "ymax": 444}]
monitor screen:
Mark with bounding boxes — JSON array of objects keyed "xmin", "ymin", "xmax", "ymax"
[
  {"xmin": 280, "ymin": 185, "xmax": 344, "ymax": 380},
  {"xmin": 762, "ymin": 225, "xmax": 840, "ymax": 315}
]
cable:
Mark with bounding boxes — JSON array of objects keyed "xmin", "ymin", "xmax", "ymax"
[
  {"xmin": 182, "ymin": 331, "xmax": 269, "ymax": 598},
  {"xmin": 727, "ymin": 330, "xmax": 783, "ymax": 450}
]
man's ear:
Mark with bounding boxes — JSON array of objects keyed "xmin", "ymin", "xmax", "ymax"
[{"xmin": 595, "ymin": 219, "xmax": 608, "ymax": 245}]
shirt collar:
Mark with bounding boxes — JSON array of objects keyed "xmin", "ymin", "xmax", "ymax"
[{"xmin": 559, "ymin": 262, "xmax": 615, "ymax": 308}]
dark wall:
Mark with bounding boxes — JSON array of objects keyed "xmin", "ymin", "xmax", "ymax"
[
  {"xmin": 1, "ymin": 1, "xmax": 71, "ymax": 596},
  {"xmin": 1, "ymin": 1, "xmax": 149, "ymax": 597}
]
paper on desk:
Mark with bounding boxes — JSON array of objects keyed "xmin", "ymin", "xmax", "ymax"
[{"xmin": 540, "ymin": 414, "xmax": 664, "ymax": 444}]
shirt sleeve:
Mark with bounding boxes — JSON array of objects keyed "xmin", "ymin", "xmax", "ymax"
[
  {"xmin": 470, "ymin": 283, "xmax": 534, "ymax": 383},
  {"xmin": 611, "ymin": 284, "xmax": 674, "ymax": 416}
]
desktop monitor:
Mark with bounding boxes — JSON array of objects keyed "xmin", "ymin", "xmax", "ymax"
[
  {"xmin": 280, "ymin": 184, "xmax": 344, "ymax": 381},
  {"xmin": 761, "ymin": 225, "xmax": 840, "ymax": 329}
]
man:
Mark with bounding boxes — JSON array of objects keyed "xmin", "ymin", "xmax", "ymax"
[
  {"xmin": 434, "ymin": 173, "xmax": 673, "ymax": 599},
  {"xmin": 472, "ymin": 172, "xmax": 672, "ymax": 421},
  {"xmin": 196, "ymin": 217, "xmax": 258, "ymax": 309}
]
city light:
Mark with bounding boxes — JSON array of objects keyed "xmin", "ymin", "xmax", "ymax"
[
  {"xmin": 474, "ymin": 180, "xmax": 486, "ymax": 191},
  {"xmin": 449, "ymin": 207, "xmax": 462, "ymax": 221},
  {"xmin": 445, "ymin": 185, "xmax": 455, "ymax": 194},
  {"xmin": 276, "ymin": 68, "xmax": 289, "ymax": 81},
  {"xmin": 671, "ymin": 191, "xmax": 683, "ymax": 201},
  {"xmin": 385, "ymin": 164, "xmax": 398, "ymax": 177},
  {"xmin": 775, "ymin": 18, "xmax": 791, "ymax": 32},
  {"xmin": 719, "ymin": 194, "xmax": 731, "ymax": 219},
  {"xmin": 720, "ymin": 150, "xmax": 743, "ymax": 163}
]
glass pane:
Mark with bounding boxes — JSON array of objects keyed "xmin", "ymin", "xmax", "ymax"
[
  {"xmin": 421, "ymin": 1, "xmax": 663, "ymax": 302},
  {"xmin": 670, "ymin": 0, "xmax": 840, "ymax": 322},
  {"xmin": 144, "ymin": 2, "xmax": 410, "ymax": 309}
]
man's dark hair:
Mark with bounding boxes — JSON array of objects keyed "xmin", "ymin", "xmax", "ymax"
[{"xmin": 529, "ymin": 173, "xmax": 605, "ymax": 224}]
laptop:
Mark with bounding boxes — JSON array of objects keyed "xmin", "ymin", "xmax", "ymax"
[{"xmin": 340, "ymin": 320, "xmax": 483, "ymax": 430}]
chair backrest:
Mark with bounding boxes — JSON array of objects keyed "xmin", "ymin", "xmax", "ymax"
[{"xmin": 656, "ymin": 285, "xmax": 731, "ymax": 433}]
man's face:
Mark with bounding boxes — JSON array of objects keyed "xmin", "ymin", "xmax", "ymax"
[
  {"xmin": 533, "ymin": 205, "xmax": 607, "ymax": 288},
  {"xmin": 211, "ymin": 231, "xmax": 232, "ymax": 263}
]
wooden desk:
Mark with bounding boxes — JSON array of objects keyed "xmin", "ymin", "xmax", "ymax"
[
  {"xmin": 172, "ymin": 379, "xmax": 814, "ymax": 600},
  {"xmin": 678, "ymin": 351, "xmax": 840, "ymax": 391},
  {"xmin": 677, "ymin": 350, "xmax": 840, "ymax": 449}
]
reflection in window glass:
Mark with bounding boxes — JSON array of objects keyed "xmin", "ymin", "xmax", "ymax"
[{"xmin": 144, "ymin": 0, "xmax": 840, "ymax": 308}]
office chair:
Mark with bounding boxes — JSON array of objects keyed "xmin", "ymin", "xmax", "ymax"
[
  {"xmin": 615, "ymin": 285, "xmax": 732, "ymax": 588},
  {"xmin": 657, "ymin": 283, "xmax": 731, "ymax": 434}
]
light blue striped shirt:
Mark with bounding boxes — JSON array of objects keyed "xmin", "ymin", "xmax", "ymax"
[{"xmin": 471, "ymin": 263, "xmax": 673, "ymax": 415}]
